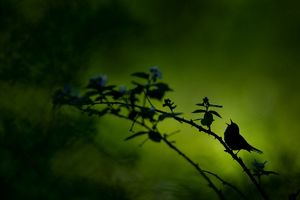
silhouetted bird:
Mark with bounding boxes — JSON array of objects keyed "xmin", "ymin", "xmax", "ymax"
[{"xmin": 224, "ymin": 120, "xmax": 263, "ymax": 154}]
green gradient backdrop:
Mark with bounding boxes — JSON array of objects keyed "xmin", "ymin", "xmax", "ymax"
[{"xmin": 1, "ymin": 0, "xmax": 300, "ymax": 199}]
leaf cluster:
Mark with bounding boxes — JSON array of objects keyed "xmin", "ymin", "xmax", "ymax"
[
  {"xmin": 192, "ymin": 97, "xmax": 222, "ymax": 129},
  {"xmin": 52, "ymin": 68, "xmax": 275, "ymax": 200},
  {"xmin": 53, "ymin": 67, "xmax": 177, "ymax": 142}
]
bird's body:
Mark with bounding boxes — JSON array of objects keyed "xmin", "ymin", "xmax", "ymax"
[{"xmin": 224, "ymin": 120, "xmax": 263, "ymax": 154}]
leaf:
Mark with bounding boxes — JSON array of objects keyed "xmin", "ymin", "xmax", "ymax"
[
  {"xmin": 105, "ymin": 90, "xmax": 123, "ymax": 100},
  {"xmin": 209, "ymin": 104, "xmax": 223, "ymax": 108},
  {"xmin": 131, "ymin": 82, "xmax": 145, "ymax": 94},
  {"xmin": 192, "ymin": 109, "xmax": 206, "ymax": 113},
  {"xmin": 196, "ymin": 103, "xmax": 205, "ymax": 107},
  {"xmin": 148, "ymin": 83, "xmax": 172, "ymax": 100},
  {"xmin": 125, "ymin": 131, "xmax": 148, "ymax": 141},
  {"xmin": 147, "ymin": 89, "xmax": 163, "ymax": 100},
  {"xmin": 140, "ymin": 107, "xmax": 156, "ymax": 121},
  {"xmin": 209, "ymin": 110, "xmax": 222, "ymax": 118},
  {"xmin": 131, "ymin": 72, "xmax": 150, "ymax": 79},
  {"xmin": 148, "ymin": 131, "xmax": 162, "ymax": 142},
  {"xmin": 95, "ymin": 95, "xmax": 105, "ymax": 101},
  {"xmin": 154, "ymin": 83, "xmax": 172, "ymax": 91},
  {"xmin": 201, "ymin": 112, "xmax": 214, "ymax": 126}
]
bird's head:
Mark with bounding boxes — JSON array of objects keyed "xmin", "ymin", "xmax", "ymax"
[{"xmin": 226, "ymin": 119, "xmax": 240, "ymax": 133}]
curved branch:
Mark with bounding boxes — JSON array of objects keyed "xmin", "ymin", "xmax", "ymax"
[{"xmin": 91, "ymin": 101, "xmax": 269, "ymax": 200}]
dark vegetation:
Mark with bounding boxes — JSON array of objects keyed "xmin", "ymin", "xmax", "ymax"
[
  {"xmin": 53, "ymin": 67, "xmax": 280, "ymax": 199},
  {"xmin": 1, "ymin": 1, "xmax": 300, "ymax": 199}
]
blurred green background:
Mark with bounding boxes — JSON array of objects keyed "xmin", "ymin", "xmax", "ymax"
[{"xmin": 1, "ymin": 0, "xmax": 300, "ymax": 199}]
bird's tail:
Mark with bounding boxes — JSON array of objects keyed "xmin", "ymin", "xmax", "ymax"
[{"xmin": 251, "ymin": 146, "xmax": 263, "ymax": 154}]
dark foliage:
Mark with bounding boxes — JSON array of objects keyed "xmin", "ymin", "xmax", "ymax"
[{"xmin": 53, "ymin": 68, "xmax": 280, "ymax": 200}]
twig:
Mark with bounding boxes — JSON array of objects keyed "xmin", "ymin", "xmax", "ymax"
[{"xmin": 202, "ymin": 170, "xmax": 249, "ymax": 200}]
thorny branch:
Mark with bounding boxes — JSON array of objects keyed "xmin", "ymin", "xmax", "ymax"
[
  {"xmin": 53, "ymin": 68, "xmax": 273, "ymax": 200},
  {"xmin": 90, "ymin": 101, "xmax": 269, "ymax": 200}
]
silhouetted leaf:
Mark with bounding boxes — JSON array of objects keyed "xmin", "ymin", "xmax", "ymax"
[
  {"xmin": 106, "ymin": 90, "xmax": 124, "ymax": 100},
  {"xmin": 148, "ymin": 83, "xmax": 172, "ymax": 100},
  {"xmin": 201, "ymin": 112, "xmax": 214, "ymax": 126},
  {"xmin": 126, "ymin": 130, "xmax": 162, "ymax": 142},
  {"xmin": 131, "ymin": 81, "xmax": 145, "ymax": 94},
  {"xmin": 209, "ymin": 104, "xmax": 223, "ymax": 108},
  {"xmin": 148, "ymin": 131, "xmax": 162, "ymax": 142},
  {"xmin": 140, "ymin": 107, "xmax": 156, "ymax": 121},
  {"xmin": 154, "ymin": 83, "xmax": 172, "ymax": 91},
  {"xmin": 209, "ymin": 110, "xmax": 222, "ymax": 118},
  {"xmin": 131, "ymin": 72, "xmax": 150, "ymax": 79},
  {"xmin": 192, "ymin": 109, "xmax": 206, "ymax": 113},
  {"xmin": 95, "ymin": 95, "xmax": 105, "ymax": 102},
  {"xmin": 196, "ymin": 103, "xmax": 205, "ymax": 106},
  {"xmin": 148, "ymin": 90, "xmax": 163, "ymax": 100},
  {"xmin": 125, "ymin": 131, "xmax": 148, "ymax": 141}
]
